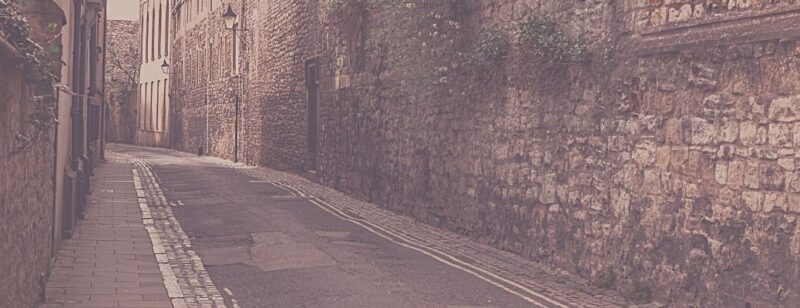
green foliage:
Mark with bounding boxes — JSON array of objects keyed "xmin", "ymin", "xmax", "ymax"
[
  {"xmin": 625, "ymin": 284, "xmax": 652, "ymax": 304},
  {"xmin": 1, "ymin": 0, "xmax": 61, "ymax": 153},
  {"xmin": 322, "ymin": 0, "xmax": 391, "ymax": 20},
  {"xmin": 464, "ymin": 29, "xmax": 509, "ymax": 73},
  {"xmin": 516, "ymin": 16, "xmax": 587, "ymax": 66},
  {"xmin": 592, "ymin": 267, "xmax": 617, "ymax": 289}
]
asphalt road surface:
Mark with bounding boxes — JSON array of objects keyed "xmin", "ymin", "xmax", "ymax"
[{"xmin": 115, "ymin": 145, "xmax": 536, "ymax": 308}]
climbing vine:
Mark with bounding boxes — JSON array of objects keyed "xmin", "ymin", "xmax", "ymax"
[
  {"xmin": 0, "ymin": 0, "xmax": 62, "ymax": 153},
  {"xmin": 516, "ymin": 16, "xmax": 587, "ymax": 66},
  {"xmin": 463, "ymin": 28, "xmax": 509, "ymax": 74}
]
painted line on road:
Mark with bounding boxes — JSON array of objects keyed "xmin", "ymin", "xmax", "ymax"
[
  {"xmin": 266, "ymin": 179, "xmax": 568, "ymax": 308},
  {"xmin": 223, "ymin": 288, "xmax": 242, "ymax": 308}
]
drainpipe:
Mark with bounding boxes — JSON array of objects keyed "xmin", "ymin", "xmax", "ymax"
[
  {"xmin": 204, "ymin": 9, "xmax": 210, "ymax": 155},
  {"xmin": 100, "ymin": 1, "xmax": 107, "ymax": 159},
  {"xmin": 70, "ymin": 0, "xmax": 86, "ymax": 230},
  {"xmin": 239, "ymin": 0, "xmax": 246, "ymax": 163}
]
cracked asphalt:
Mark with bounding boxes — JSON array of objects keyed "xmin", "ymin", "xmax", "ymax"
[{"xmin": 113, "ymin": 145, "xmax": 535, "ymax": 308}]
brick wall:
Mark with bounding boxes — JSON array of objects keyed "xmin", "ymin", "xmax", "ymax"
[
  {"xmin": 169, "ymin": 0, "xmax": 800, "ymax": 305},
  {"xmin": 0, "ymin": 42, "xmax": 55, "ymax": 308},
  {"xmin": 106, "ymin": 20, "xmax": 140, "ymax": 144}
]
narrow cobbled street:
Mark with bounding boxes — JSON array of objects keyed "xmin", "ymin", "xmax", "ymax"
[{"xmin": 82, "ymin": 144, "xmax": 626, "ymax": 308}]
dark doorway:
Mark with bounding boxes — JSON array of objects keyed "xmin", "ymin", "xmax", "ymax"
[{"xmin": 305, "ymin": 59, "xmax": 319, "ymax": 170}]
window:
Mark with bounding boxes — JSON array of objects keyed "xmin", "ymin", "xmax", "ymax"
[
  {"xmin": 166, "ymin": 0, "xmax": 170, "ymax": 56},
  {"xmin": 149, "ymin": 82, "xmax": 154, "ymax": 130},
  {"xmin": 151, "ymin": 7, "xmax": 155, "ymax": 61},
  {"xmin": 158, "ymin": 4, "xmax": 162, "ymax": 58},
  {"xmin": 140, "ymin": 14, "xmax": 145, "ymax": 62},
  {"xmin": 156, "ymin": 81, "xmax": 160, "ymax": 131},
  {"xmin": 139, "ymin": 84, "xmax": 145, "ymax": 129},
  {"xmin": 142, "ymin": 83, "xmax": 148, "ymax": 129},
  {"xmin": 162, "ymin": 79, "xmax": 168, "ymax": 132},
  {"xmin": 145, "ymin": 11, "xmax": 149, "ymax": 61},
  {"xmin": 232, "ymin": 25, "xmax": 239, "ymax": 76}
]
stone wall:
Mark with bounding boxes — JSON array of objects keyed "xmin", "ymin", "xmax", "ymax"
[
  {"xmin": 0, "ymin": 39, "xmax": 55, "ymax": 308},
  {"xmin": 171, "ymin": 0, "xmax": 319, "ymax": 168},
  {"xmin": 169, "ymin": 0, "xmax": 800, "ymax": 305},
  {"xmin": 317, "ymin": 1, "xmax": 800, "ymax": 306},
  {"xmin": 106, "ymin": 20, "xmax": 139, "ymax": 144}
]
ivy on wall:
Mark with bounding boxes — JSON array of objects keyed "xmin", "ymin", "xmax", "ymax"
[
  {"xmin": 322, "ymin": 0, "xmax": 593, "ymax": 101},
  {"xmin": 516, "ymin": 16, "xmax": 587, "ymax": 66},
  {"xmin": 0, "ymin": 0, "xmax": 62, "ymax": 153}
]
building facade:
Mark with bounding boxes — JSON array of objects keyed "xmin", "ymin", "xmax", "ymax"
[
  {"xmin": 137, "ymin": 0, "xmax": 172, "ymax": 147},
  {"xmin": 166, "ymin": 0, "xmax": 800, "ymax": 306},
  {"xmin": 0, "ymin": 0, "xmax": 107, "ymax": 306}
]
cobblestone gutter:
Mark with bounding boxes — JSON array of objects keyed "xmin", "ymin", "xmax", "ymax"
[{"xmin": 110, "ymin": 151, "xmax": 231, "ymax": 308}]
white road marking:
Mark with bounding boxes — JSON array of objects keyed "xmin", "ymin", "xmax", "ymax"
[
  {"xmin": 266, "ymin": 179, "xmax": 568, "ymax": 308},
  {"xmin": 223, "ymin": 288, "xmax": 242, "ymax": 308}
]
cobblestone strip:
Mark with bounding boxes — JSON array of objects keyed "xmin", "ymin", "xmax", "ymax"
[
  {"xmin": 200, "ymin": 159, "xmax": 628, "ymax": 308},
  {"xmin": 109, "ymin": 151, "xmax": 229, "ymax": 308}
]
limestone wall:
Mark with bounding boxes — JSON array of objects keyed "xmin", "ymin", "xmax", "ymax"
[
  {"xmin": 168, "ymin": 0, "xmax": 800, "ymax": 305},
  {"xmin": 316, "ymin": 0, "xmax": 800, "ymax": 305}
]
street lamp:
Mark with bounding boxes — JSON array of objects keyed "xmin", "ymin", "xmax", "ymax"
[
  {"xmin": 160, "ymin": 59, "xmax": 170, "ymax": 74},
  {"xmin": 222, "ymin": 4, "xmax": 247, "ymax": 163},
  {"xmin": 223, "ymin": 4, "xmax": 237, "ymax": 30}
]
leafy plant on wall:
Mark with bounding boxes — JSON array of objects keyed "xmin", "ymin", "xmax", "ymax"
[
  {"xmin": 516, "ymin": 16, "xmax": 587, "ymax": 66},
  {"xmin": 0, "ymin": 0, "xmax": 63, "ymax": 153}
]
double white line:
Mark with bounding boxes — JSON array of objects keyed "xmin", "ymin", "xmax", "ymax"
[{"xmin": 263, "ymin": 178, "xmax": 571, "ymax": 308}]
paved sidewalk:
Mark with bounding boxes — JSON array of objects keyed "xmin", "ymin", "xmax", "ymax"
[{"xmin": 43, "ymin": 161, "xmax": 172, "ymax": 308}]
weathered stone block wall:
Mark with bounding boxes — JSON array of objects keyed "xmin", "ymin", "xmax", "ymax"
[
  {"xmin": 169, "ymin": 0, "xmax": 800, "ymax": 305},
  {"xmin": 172, "ymin": 0, "xmax": 319, "ymax": 169},
  {"xmin": 106, "ymin": 20, "xmax": 140, "ymax": 144},
  {"xmin": 172, "ymin": 1, "xmax": 242, "ymax": 160},
  {"xmin": 171, "ymin": 10, "xmax": 213, "ymax": 155},
  {"xmin": 313, "ymin": 0, "xmax": 800, "ymax": 306},
  {"xmin": 0, "ymin": 43, "xmax": 55, "ymax": 308},
  {"xmin": 240, "ymin": 0, "xmax": 318, "ymax": 170}
]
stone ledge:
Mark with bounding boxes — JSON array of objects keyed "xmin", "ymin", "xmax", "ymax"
[{"xmin": 634, "ymin": 6, "xmax": 800, "ymax": 56}]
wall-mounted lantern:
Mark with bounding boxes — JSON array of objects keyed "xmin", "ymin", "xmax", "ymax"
[
  {"xmin": 160, "ymin": 59, "xmax": 169, "ymax": 74},
  {"xmin": 223, "ymin": 5, "xmax": 237, "ymax": 30}
]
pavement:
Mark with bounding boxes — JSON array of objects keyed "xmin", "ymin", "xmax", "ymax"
[
  {"xmin": 45, "ymin": 143, "xmax": 629, "ymax": 308},
  {"xmin": 43, "ymin": 161, "xmax": 173, "ymax": 308}
]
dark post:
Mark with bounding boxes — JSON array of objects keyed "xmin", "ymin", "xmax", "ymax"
[{"xmin": 234, "ymin": 94, "xmax": 239, "ymax": 163}]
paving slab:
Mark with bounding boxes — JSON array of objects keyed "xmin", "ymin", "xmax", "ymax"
[{"xmin": 44, "ymin": 161, "xmax": 172, "ymax": 308}]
